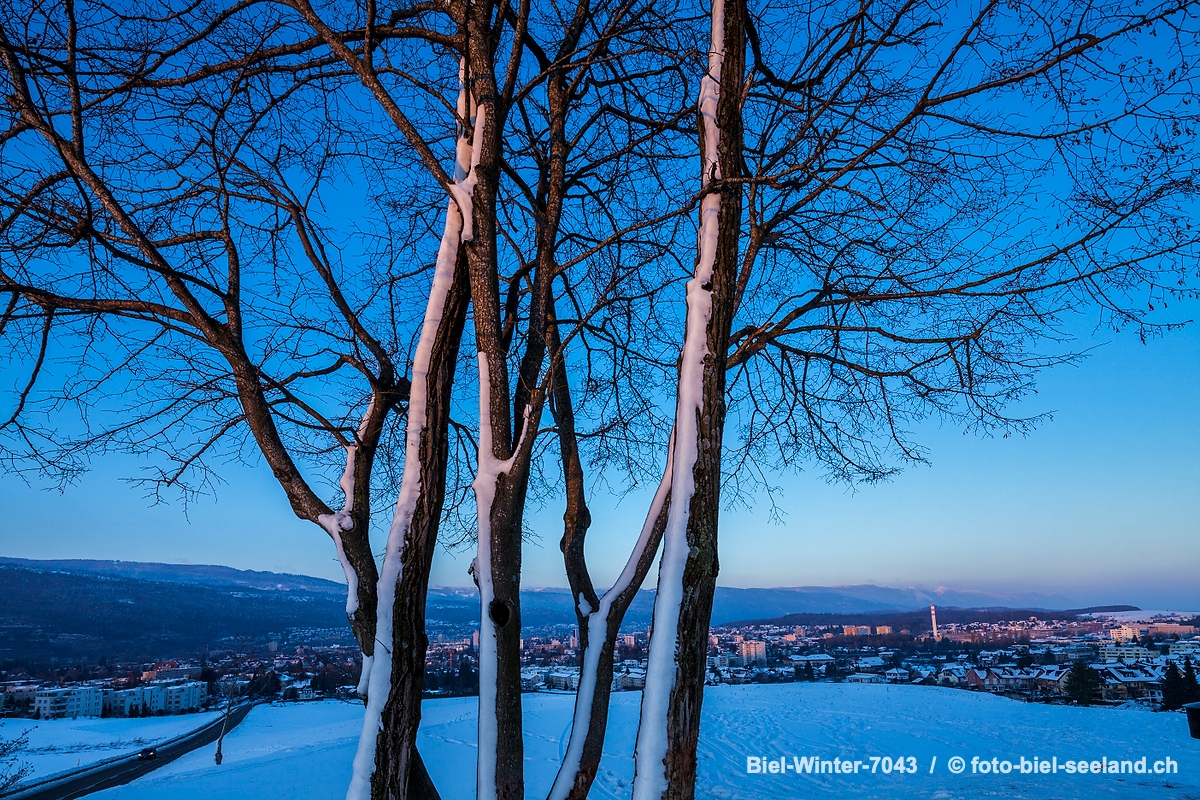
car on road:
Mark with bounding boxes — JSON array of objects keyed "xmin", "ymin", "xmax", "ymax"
[{"xmin": 137, "ymin": 747, "xmax": 158, "ymax": 761}]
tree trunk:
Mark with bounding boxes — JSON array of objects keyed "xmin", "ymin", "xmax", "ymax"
[
  {"xmin": 550, "ymin": 479, "xmax": 673, "ymax": 800},
  {"xmin": 632, "ymin": 0, "xmax": 745, "ymax": 798},
  {"xmin": 546, "ymin": 316, "xmax": 674, "ymax": 800},
  {"xmin": 458, "ymin": 0, "xmax": 534, "ymax": 795},
  {"xmin": 369, "ymin": 257, "xmax": 470, "ymax": 800},
  {"xmin": 471, "ymin": 407, "xmax": 534, "ymax": 800},
  {"xmin": 347, "ymin": 54, "xmax": 478, "ymax": 797}
]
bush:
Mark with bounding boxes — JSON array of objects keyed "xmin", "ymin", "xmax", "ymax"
[{"xmin": 1, "ymin": 723, "xmax": 32, "ymax": 794}]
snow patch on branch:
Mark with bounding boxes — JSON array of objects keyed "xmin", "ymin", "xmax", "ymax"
[
  {"xmin": 632, "ymin": 1, "xmax": 727, "ymax": 796},
  {"xmin": 318, "ymin": 398, "xmax": 375, "ymax": 617},
  {"xmin": 321, "ymin": 519, "xmax": 361, "ymax": 617},
  {"xmin": 449, "ymin": 90, "xmax": 487, "ymax": 242},
  {"xmin": 356, "ymin": 654, "xmax": 373, "ymax": 696}
]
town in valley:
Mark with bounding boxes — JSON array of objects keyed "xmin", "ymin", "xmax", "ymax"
[{"xmin": 4, "ymin": 605, "xmax": 1198, "ymax": 721}]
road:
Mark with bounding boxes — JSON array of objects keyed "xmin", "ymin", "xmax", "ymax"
[{"xmin": 8, "ymin": 703, "xmax": 256, "ymax": 800}]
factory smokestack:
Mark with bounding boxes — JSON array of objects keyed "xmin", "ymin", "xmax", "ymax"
[{"xmin": 930, "ymin": 603, "xmax": 940, "ymax": 641}]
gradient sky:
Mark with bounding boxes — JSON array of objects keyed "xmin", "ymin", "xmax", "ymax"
[{"xmin": 1, "ymin": 302, "xmax": 1196, "ymax": 610}]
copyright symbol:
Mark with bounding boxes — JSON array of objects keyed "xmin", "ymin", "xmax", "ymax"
[{"xmin": 948, "ymin": 756, "xmax": 966, "ymax": 774}]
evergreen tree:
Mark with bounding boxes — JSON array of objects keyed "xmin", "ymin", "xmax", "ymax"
[
  {"xmin": 1063, "ymin": 659, "xmax": 1100, "ymax": 705},
  {"xmin": 1016, "ymin": 653, "xmax": 1034, "ymax": 669},
  {"xmin": 1162, "ymin": 662, "xmax": 1188, "ymax": 711},
  {"xmin": 1040, "ymin": 650, "xmax": 1058, "ymax": 666},
  {"xmin": 1183, "ymin": 657, "xmax": 1200, "ymax": 704}
]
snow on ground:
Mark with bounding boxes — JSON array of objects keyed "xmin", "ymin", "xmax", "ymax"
[
  {"xmin": 5, "ymin": 711, "xmax": 220, "ymax": 781},
  {"xmin": 87, "ymin": 684, "xmax": 1199, "ymax": 800}
]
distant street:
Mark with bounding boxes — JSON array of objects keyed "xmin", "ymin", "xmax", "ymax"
[{"xmin": 10, "ymin": 703, "xmax": 255, "ymax": 800}]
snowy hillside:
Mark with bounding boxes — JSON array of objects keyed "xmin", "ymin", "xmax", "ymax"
[{"xmin": 86, "ymin": 684, "xmax": 1198, "ymax": 800}]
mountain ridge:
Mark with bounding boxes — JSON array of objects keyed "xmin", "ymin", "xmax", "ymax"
[
  {"xmin": 0, "ymin": 558, "xmax": 1101, "ymax": 660},
  {"xmin": 0, "ymin": 556, "xmax": 346, "ymax": 594}
]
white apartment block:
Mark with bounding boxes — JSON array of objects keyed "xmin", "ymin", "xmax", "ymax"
[
  {"xmin": 708, "ymin": 653, "xmax": 744, "ymax": 669},
  {"xmin": 1099, "ymin": 644, "xmax": 1156, "ymax": 662},
  {"xmin": 33, "ymin": 686, "xmax": 103, "ymax": 719},
  {"xmin": 102, "ymin": 681, "xmax": 207, "ymax": 717},
  {"xmin": 165, "ymin": 681, "xmax": 205, "ymax": 712},
  {"xmin": 1109, "ymin": 625, "xmax": 1147, "ymax": 642},
  {"xmin": 544, "ymin": 671, "xmax": 580, "ymax": 691},
  {"xmin": 1169, "ymin": 640, "xmax": 1200, "ymax": 657}
]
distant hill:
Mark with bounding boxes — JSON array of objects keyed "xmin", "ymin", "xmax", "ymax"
[
  {"xmin": 0, "ymin": 560, "xmax": 350, "ymax": 661},
  {"xmin": 707, "ymin": 585, "xmax": 1073, "ymax": 623},
  {"xmin": 730, "ymin": 607, "xmax": 1061, "ymax": 631},
  {"xmin": 422, "ymin": 584, "xmax": 1079, "ymax": 630},
  {"xmin": 0, "ymin": 557, "xmax": 346, "ymax": 594},
  {"xmin": 0, "ymin": 558, "xmax": 1094, "ymax": 660}
]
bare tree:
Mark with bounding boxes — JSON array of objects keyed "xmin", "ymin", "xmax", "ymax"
[
  {"xmin": 2, "ymin": 2, "xmax": 690, "ymax": 798},
  {"xmin": 633, "ymin": 0, "xmax": 1199, "ymax": 798},
  {"xmin": 0, "ymin": 2, "xmax": 461, "ymax": 794},
  {"xmin": 7, "ymin": 2, "xmax": 1190, "ymax": 800},
  {"xmin": 633, "ymin": 2, "xmax": 745, "ymax": 797},
  {"xmin": 0, "ymin": 722, "xmax": 32, "ymax": 795},
  {"xmin": 511, "ymin": 5, "xmax": 696, "ymax": 796}
]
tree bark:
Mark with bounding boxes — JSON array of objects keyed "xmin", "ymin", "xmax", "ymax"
[{"xmin": 368, "ymin": 257, "xmax": 470, "ymax": 800}]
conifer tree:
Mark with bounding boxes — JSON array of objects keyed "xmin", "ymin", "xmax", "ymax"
[
  {"xmin": 1183, "ymin": 657, "xmax": 1200, "ymax": 704},
  {"xmin": 1064, "ymin": 660, "xmax": 1100, "ymax": 706}
]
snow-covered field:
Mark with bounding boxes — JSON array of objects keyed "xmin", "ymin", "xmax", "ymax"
[
  {"xmin": 82, "ymin": 684, "xmax": 1198, "ymax": 800},
  {"xmin": 5, "ymin": 711, "xmax": 220, "ymax": 781}
]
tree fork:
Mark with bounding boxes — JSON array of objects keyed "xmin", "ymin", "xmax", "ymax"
[{"xmin": 547, "ymin": 311, "xmax": 672, "ymax": 800}]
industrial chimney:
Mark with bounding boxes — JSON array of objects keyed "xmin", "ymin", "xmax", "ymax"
[{"xmin": 930, "ymin": 603, "xmax": 940, "ymax": 642}]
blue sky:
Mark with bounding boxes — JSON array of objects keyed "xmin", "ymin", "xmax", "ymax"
[
  {"xmin": 1, "ymin": 306, "xmax": 1196, "ymax": 610},
  {"xmin": 1, "ymin": 0, "xmax": 1196, "ymax": 615}
]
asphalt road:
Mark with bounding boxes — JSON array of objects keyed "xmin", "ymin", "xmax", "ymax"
[{"xmin": 10, "ymin": 703, "xmax": 256, "ymax": 800}]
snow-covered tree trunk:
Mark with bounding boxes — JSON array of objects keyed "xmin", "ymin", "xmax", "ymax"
[
  {"xmin": 631, "ymin": 0, "xmax": 745, "ymax": 798},
  {"xmin": 363, "ymin": 253, "xmax": 469, "ymax": 800},
  {"xmin": 547, "ymin": 414, "xmax": 674, "ymax": 800},
  {"xmin": 345, "ymin": 64, "xmax": 475, "ymax": 800},
  {"xmin": 458, "ymin": 2, "xmax": 533, "ymax": 792},
  {"xmin": 542, "ymin": 308, "xmax": 678, "ymax": 800}
]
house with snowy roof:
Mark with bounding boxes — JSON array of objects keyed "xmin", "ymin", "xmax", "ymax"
[
  {"xmin": 1034, "ymin": 666, "xmax": 1068, "ymax": 694},
  {"xmin": 1097, "ymin": 663, "xmax": 1162, "ymax": 701},
  {"xmin": 965, "ymin": 667, "xmax": 989, "ymax": 689},
  {"xmin": 855, "ymin": 656, "xmax": 886, "ymax": 672},
  {"xmin": 936, "ymin": 665, "xmax": 968, "ymax": 686},
  {"xmin": 846, "ymin": 673, "xmax": 885, "ymax": 684}
]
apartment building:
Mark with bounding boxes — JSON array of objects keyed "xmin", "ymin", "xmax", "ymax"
[{"xmin": 33, "ymin": 686, "xmax": 103, "ymax": 719}]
